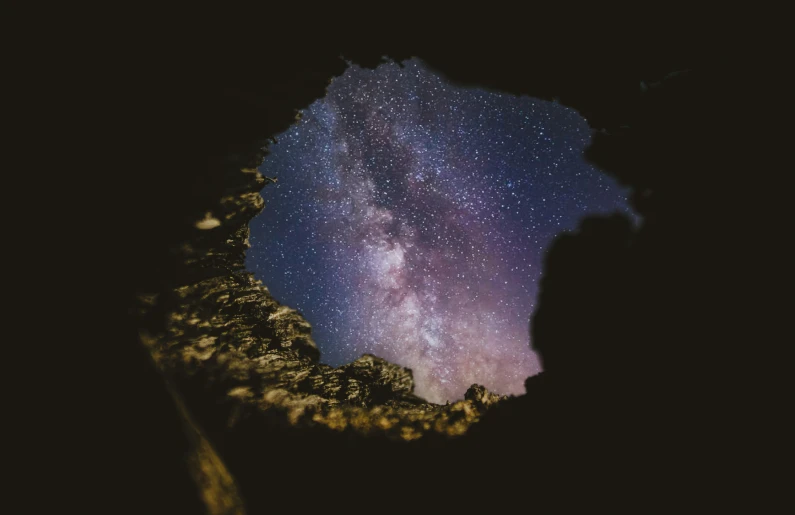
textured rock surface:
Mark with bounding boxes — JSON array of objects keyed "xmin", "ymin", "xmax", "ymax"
[
  {"xmin": 136, "ymin": 166, "xmax": 504, "ymax": 444},
  {"xmin": 464, "ymin": 383, "xmax": 506, "ymax": 410}
]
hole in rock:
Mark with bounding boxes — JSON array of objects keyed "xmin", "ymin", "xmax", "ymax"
[{"xmin": 247, "ymin": 58, "xmax": 635, "ymax": 403}]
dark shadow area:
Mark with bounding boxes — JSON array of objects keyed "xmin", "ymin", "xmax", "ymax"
[{"xmin": 75, "ymin": 16, "xmax": 784, "ymax": 515}]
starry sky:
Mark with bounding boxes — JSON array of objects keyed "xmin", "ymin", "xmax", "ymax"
[{"xmin": 247, "ymin": 59, "xmax": 634, "ymax": 403}]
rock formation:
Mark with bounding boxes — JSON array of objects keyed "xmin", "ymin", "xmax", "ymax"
[
  {"xmin": 129, "ymin": 155, "xmax": 507, "ymax": 512},
  {"xmin": 135, "ymin": 157, "xmax": 505, "ymax": 436}
]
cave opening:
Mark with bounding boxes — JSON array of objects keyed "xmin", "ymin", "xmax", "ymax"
[{"xmin": 246, "ymin": 58, "xmax": 635, "ymax": 403}]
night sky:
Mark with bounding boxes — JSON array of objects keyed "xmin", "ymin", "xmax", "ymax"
[{"xmin": 247, "ymin": 59, "xmax": 634, "ymax": 403}]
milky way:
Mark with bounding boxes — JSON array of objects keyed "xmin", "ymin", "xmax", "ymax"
[{"xmin": 247, "ymin": 59, "xmax": 633, "ymax": 403}]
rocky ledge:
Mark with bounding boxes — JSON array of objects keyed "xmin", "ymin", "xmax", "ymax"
[{"xmin": 135, "ymin": 165, "xmax": 506, "ymax": 444}]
